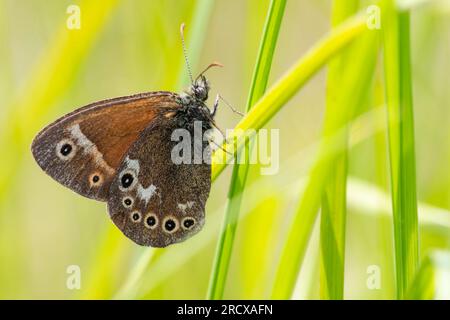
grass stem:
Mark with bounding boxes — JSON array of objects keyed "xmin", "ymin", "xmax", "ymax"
[
  {"xmin": 381, "ymin": 0, "xmax": 419, "ymax": 299},
  {"xmin": 207, "ymin": 0, "xmax": 287, "ymax": 300}
]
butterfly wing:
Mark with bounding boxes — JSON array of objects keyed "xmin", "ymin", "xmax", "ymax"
[
  {"xmin": 31, "ymin": 92, "xmax": 180, "ymax": 201},
  {"xmin": 107, "ymin": 115, "xmax": 211, "ymax": 247}
]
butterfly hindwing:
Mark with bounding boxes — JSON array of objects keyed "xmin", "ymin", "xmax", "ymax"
[
  {"xmin": 31, "ymin": 92, "xmax": 179, "ymax": 201},
  {"xmin": 107, "ymin": 115, "xmax": 211, "ymax": 247}
]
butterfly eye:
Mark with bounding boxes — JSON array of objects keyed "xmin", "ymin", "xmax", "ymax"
[
  {"xmin": 122, "ymin": 197, "xmax": 133, "ymax": 208},
  {"xmin": 130, "ymin": 211, "xmax": 142, "ymax": 223},
  {"xmin": 56, "ymin": 139, "xmax": 76, "ymax": 160},
  {"xmin": 144, "ymin": 213, "xmax": 158, "ymax": 229},
  {"xmin": 182, "ymin": 217, "xmax": 196, "ymax": 230},
  {"xmin": 194, "ymin": 86, "xmax": 206, "ymax": 99},
  {"xmin": 119, "ymin": 170, "xmax": 137, "ymax": 191},
  {"xmin": 162, "ymin": 216, "xmax": 179, "ymax": 234}
]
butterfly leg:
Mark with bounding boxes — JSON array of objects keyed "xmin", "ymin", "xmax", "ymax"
[
  {"xmin": 207, "ymin": 134, "xmax": 233, "ymax": 155},
  {"xmin": 210, "ymin": 94, "xmax": 244, "ymax": 118},
  {"xmin": 219, "ymin": 94, "xmax": 244, "ymax": 116},
  {"xmin": 210, "ymin": 94, "xmax": 220, "ymax": 118}
]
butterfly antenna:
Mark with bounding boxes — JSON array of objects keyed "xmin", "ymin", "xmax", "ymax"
[
  {"xmin": 197, "ymin": 62, "xmax": 224, "ymax": 79},
  {"xmin": 180, "ymin": 23, "xmax": 194, "ymax": 85}
]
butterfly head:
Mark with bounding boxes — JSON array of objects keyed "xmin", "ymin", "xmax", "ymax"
[
  {"xmin": 186, "ymin": 62, "xmax": 223, "ymax": 104},
  {"xmin": 190, "ymin": 75, "xmax": 210, "ymax": 102}
]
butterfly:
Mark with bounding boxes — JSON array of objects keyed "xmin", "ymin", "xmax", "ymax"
[{"xmin": 31, "ymin": 24, "xmax": 225, "ymax": 247}]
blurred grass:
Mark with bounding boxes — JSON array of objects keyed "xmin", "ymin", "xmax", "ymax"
[
  {"xmin": 319, "ymin": 0, "xmax": 382, "ymax": 300},
  {"xmin": 319, "ymin": 0, "xmax": 357, "ymax": 300},
  {"xmin": 271, "ymin": 11, "xmax": 378, "ymax": 299},
  {"xmin": 114, "ymin": 172, "xmax": 449, "ymax": 299},
  {"xmin": 0, "ymin": 0, "xmax": 121, "ymax": 203},
  {"xmin": 382, "ymin": 0, "xmax": 419, "ymax": 299},
  {"xmin": 406, "ymin": 253, "xmax": 435, "ymax": 299},
  {"xmin": 0, "ymin": 0, "xmax": 121, "ymax": 299},
  {"xmin": 406, "ymin": 251, "xmax": 450, "ymax": 299},
  {"xmin": 207, "ymin": 0, "xmax": 287, "ymax": 300}
]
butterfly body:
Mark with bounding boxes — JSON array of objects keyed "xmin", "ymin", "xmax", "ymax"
[{"xmin": 32, "ymin": 75, "xmax": 215, "ymax": 247}]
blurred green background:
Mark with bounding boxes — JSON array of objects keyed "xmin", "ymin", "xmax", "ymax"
[{"xmin": 0, "ymin": 0, "xmax": 448, "ymax": 299}]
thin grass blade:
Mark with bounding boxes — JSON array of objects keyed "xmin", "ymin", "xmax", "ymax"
[
  {"xmin": 319, "ymin": 0, "xmax": 358, "ymax": 300},
  {"xmin": 381, "ymin": 0, "xmax": 419, "ymax": 299},
  {"xmin": 207, "ymin": 0, "xmax": 287, "ymax": 300},
  {"xmin": 406, "ymin": 251, "xmax": 450, "ymax": 299}
]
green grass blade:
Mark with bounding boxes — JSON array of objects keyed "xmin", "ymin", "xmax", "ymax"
[
  {"xmin": 319, "ymin": 0, "xmax": 358, "ymax": 300},
  {"xmin": 406, "ymin": 254, "xmax": 435, "ymax": 299},
  {"xmin": 245, "ymin": 0, "xmax": 287, "ymax": 107},
  {"xmin": 381, "ymin": 0, "xmax": 419, "ymax": 299},
  {"xmin": 271, "ymin": 14, "xmax": 379, "ymax": 299},
  {"xmin": 406, "ymin": 251, "xmax": 450, "ymax": 300},
  {"xmin": 318, "ymin": 0, "xmax": 383, "ymax": 300},
  {"xmin": 207, "ymin": 0, "xmax": 287, "ymax": 300}
]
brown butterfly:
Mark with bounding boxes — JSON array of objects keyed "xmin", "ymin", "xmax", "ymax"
[{"xmin": 31, "ymin": 24, "xmax": 226, "ymax": 247}]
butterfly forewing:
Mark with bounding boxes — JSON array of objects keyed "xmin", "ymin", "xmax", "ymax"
[
  {"xmin": 31, "ymin": 92, "xmax": 179, "ymax": 201},
  {"xmin": 107, "ymin": 115, "xmax": 211, "ymax": 247}
]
